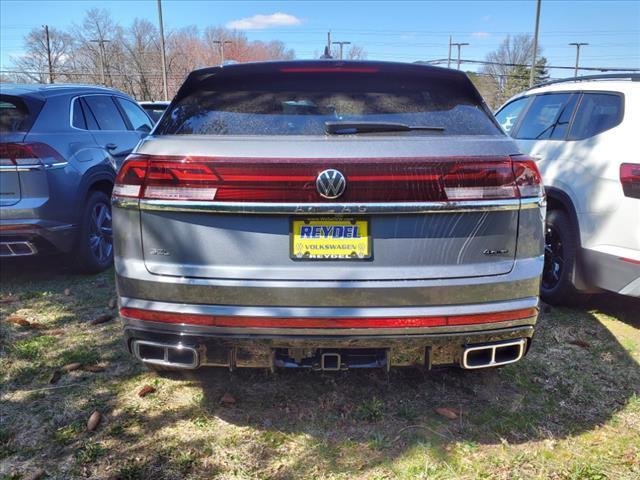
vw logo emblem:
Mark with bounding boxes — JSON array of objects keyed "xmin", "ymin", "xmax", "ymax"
[{"xmin": 316, "ymin": 169, "xmax": 346, "ymax": 199}]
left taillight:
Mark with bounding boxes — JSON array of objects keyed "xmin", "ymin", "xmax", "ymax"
[
  {"xmin": 113, "ymin": 155, "xmax": 148, "ymax": 198},
  {"xmin": 621, "ymin": 163, "xmax": 640, "ymax": 199}
]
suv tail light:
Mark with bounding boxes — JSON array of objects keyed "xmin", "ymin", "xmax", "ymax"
[
  {"xmin": 0, "ymin": 143, "xmax": 64, "ymax": 167},
  {"xmin": 114, "ymin": 154, "xmax": 544, "ymax": 203},
  {"xmin": 620, "ymin": 163, "xmax": 640, "ymax": 199}
]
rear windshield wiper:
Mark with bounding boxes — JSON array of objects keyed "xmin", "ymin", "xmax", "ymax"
[{"xmin": 325, "ymin": 121, "xmax": 445, "ymax": 135}]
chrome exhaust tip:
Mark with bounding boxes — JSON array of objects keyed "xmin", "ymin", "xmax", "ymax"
[
  {"xmin": 461, "ymin": 339, "xmax": 527, "ymax": 369},
  {"xmin": 0, "ymin": 241, "xmax": 37, "ymax": 257},
  {"xmin": 132, "ymin": 340, "xmax": 199, "ymax": 369}
]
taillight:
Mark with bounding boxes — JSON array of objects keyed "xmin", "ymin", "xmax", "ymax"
[
  {"xmin": 511, "ymin": 155, "xmax": 544, "ymax": 198},
  {"xmin": 0, "ymin": 142, "xmax": 64, "ymax": 167},
  {"xmin": 113, "ymin": 154, "xmax": 545, "ymax": 203},
  {"xmin": 620, "ymin": 163, "xmax": 640, "ymax": 199}
]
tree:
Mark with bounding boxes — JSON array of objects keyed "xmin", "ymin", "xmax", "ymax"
[
  {"xmin": 481, "ymin": 34, "xmax": 545, "ymax": 107},
  {"xmin": 11, "ymin": 26, "xmax": 74, "ymax": 83}
]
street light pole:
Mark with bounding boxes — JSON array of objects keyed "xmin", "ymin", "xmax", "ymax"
[
  {"xmin": 156, "ymin": 0, "xmax": 169, "ymax": 101},
  {"xmin": 212, "ymin": 40, "xmax": 233, "ymax": 64},
  {"xmin": 529, "ymin": 0, "xmax": 542, "ymax": 87},
  {"xmin": 569, "ymin": 42, "xmax": 589, "ymax": 78},
  {"xmin": 451, "ymin": 42, "xmax": 469, "ymax": 70},
  {"xmin": 43, "ymin": 25, "xmax": 54, "ymax": 83},
  {"xmin": 332, "ymin": 41, "xmax": 351, "ymax": 60}
]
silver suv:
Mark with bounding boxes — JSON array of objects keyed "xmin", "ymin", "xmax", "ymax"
[
  {"xmin": 0, "ymin": 84, "xmax": 153, "ymax": 271},
  {"xmin": 113, "ymin": 61, "xmax": 545, "ymax": 372}
]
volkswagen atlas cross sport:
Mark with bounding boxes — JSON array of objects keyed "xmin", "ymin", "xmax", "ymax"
[
  {"xmin": 1, "ymin": 84, "xmax": 153, "ymax": 271},
  {"xmin": 113, "ymin": 60, "xmax": 545, "ymax": 372}
]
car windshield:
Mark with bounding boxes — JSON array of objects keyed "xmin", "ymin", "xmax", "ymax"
[{"xmin": 157, "ymin": 71, "xmax": 501, "ymax": 136}]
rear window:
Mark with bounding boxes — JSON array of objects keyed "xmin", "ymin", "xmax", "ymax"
[
  {"xmin": 0, "ymin": 95, "xmax": 43, "ymax": 133},
  {"xmin": 157, "ymin": 72, "xmax": 500, "ymax": 136}
]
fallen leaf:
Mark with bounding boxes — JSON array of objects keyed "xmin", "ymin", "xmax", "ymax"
[
  {"xmin": 28, "ymin": 322, "xmax": 46, "ymax": 329},
  {"xmin": 220, "ymin": 392, "xmax": 236, "ymax": 406},
  {"xmin": 83, "ymin": 364, "xmax": 106, "ymax": 373},
  {"xmin": 22, "ymin": 468, "xmax": 45, "ymax": 480},
  {"xmin": 7, "ymin": 315, "xmax": 30, "ymax": 327},
  {"xmin": 138, "ymin": 385, "xmax": 156, "ymax": 397},
  {"xmin": 108, "ymin": 298, "xmax": 117, "ymax": 309},
  {"xmin": 87, "ymin": 410, "xmax": 101, "ymax": 431},
  {"xmin": 435, "ymin": 407, "xmax": 458, "ymax": 420},
  {"xmin": 49, "ymin": 370, "xmax": 62, "ymax": 384},
  {"xmin": 62, "ymin": 362, "xmax": 82, "ymax": 372},
  {"xmin": 47, "ymin": 328, "xmax": 66, "ymax": 336},
  {"xmin": 0, "ymin": 297, "xmax": 16, "ymax": 304},
  {"xmin": 568, "ymin": 339, "xmax": 590, "ymax": 349},
  {"xmin": 90, "ymin": 314, "xmax": 113, "ymax": 325},
  {"xmin": 64, "ymin": 288, "xmax": 71, "ymax": 296}
]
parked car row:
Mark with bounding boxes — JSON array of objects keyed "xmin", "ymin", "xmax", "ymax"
[{"xmin": 1, "ymin": 65, "xmax": 637, "ymax": 373}]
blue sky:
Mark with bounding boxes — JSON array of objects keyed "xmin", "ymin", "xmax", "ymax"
[{"xmin": 1, "ymin": 0, "xmax": 639, "ymax": 78}]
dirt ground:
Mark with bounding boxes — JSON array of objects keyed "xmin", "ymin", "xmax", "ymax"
[{"xmin": 1, "ymin": 256, "xmax": 639, "ymax": 479}]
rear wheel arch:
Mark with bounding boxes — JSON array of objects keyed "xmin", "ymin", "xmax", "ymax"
[{"xmin": 543, "ymin": 186, "xmax": 594, "ymax": 293}]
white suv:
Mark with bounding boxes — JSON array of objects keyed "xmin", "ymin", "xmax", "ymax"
[{"xmin": 496, "ymin": 74, "xmax": 640, "ymax": 304}]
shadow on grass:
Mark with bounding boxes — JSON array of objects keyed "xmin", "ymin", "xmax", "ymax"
[{"xmin": 2, "ymin": 258, "xmax": 639, "ymax": 478}]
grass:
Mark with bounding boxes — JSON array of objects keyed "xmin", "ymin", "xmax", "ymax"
[{"xmin": 1, "ymin": 256, "xmax": 639, "ymax": 479}]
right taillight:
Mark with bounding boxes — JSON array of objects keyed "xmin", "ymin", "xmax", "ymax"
[
  {"xmin": 113, "ymin": 154, "xmax": 545, "ymax": 203},
  {"xmin": 511, "ymin": 155, "xmax": 544, "ymax": 199},
  {"xmin": 620, "ymin": 163, "xmax": 640, "ymax": 199}
]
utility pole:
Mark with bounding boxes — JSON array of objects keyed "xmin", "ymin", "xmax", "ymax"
[
  {"xmin": 447, "ymin": 35, "xmax": 452, "ymax": 69},
  {"xmin": 90, "ymin": 38, "xmax": 110, "ymax": 85},
  {"xmin": 569, "ymin": 42, "xmax": 588, "ymax": 77},
  {"xmin": 43, "ymin": 25, "xmax": 54, "ymax": 83},
  {"xmin": 332, "ymin": 41, "xmax": 351, "ymax": 60},
  {"xmin": 450, "ymin": 42, "xmax": 469, "ymax": 70},
  {"xmin": 156, "ymin": 0, "xmax": 168, "ymax": 100},
  {"xmin": 212, "ymin": 40, "xmax": 232, "ymax": 65},
  {"xmin": 529, "ymin": 0, "xmax": 542, "ymax": 87},
  {"xmin": 326, "ymin": 31, "xmax": 331, "ymax": 55}
]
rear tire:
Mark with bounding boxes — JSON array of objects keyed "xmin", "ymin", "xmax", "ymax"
[
  {"xmin": 541, "ymin": 209, "xmax": 586, "ymax": 306},
  {"xmin": 74, "ymin": 191, "xmax": 113, "ymax": 273}
]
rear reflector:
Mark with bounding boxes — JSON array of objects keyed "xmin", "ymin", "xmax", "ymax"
[
  {"xmin": 620, "ymin": 163, "xmax": 640, "ymax": 199},
  {"xmin": 120, "ymin": 307, "xmax": 537, "ymax": 328},
  {"xmin": 113, "ymin": 155, "xmax": 543, "ymax": 203}
]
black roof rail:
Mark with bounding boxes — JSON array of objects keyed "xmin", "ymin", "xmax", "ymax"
[{"xmin": 530, "ymin": 73, "xmax": 640, "ymax": 90}]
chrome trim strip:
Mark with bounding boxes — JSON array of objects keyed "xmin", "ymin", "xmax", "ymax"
[
  {"xmin": 112, "ymin": 197, "xmax": 139, "ymax": 209},
  {"xmin": 131, "ymin": 197, "xmax": 542, "ymax": 215},
  {"xmin": 119, "ymin": 296, "xmax": 539, "ymax": 318},
  {"xmin": 0, "ymin": 164, "xmax": 42, "ymax": 172},
  {"xmin": 122, "ymin": 316, "xmax": 536, "ymax": 337}
]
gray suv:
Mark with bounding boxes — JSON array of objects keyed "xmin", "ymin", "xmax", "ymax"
[
  {"xmin": 0, "ymin": 84, "xmax": 153, "ymax": 271},
  {"xmin": 113, "ymin": 61, "xmax": 545, "ymax": 371}
]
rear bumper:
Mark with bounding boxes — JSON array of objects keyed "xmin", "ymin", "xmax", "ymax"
[
  {"xmin": 0, "ymin": 219, "xmax": 76, "ymax": 255},
  {"xmin": 121, "ymin": 299, "xmax": 538, "ymax": 370}
]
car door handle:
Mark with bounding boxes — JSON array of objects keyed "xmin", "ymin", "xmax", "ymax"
[{"xmin": 105, "ymin": 143, "xmax": 118, "ymax": 151}]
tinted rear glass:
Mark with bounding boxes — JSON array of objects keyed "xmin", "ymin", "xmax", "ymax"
[
  {"xmin": 0, "ymin": 95, "xmax": 42, "ymax": 133},
  {"xmin": 569, "ymin": 93, "xmax": 622, "ymax": 140},
  {"xmin": 157, "ymin": 72, "xmax": 500, "ymax": 136}
]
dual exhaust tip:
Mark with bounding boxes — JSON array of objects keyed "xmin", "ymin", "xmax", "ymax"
[
  {"xmin": 131, "ymin": 338, "xmax": 527, "ymax": 371},
  {"xmin": 461, "ymin": 339, "xmax": 526, "ymax": 369},
  {"xmin": 0, "ymin": 241, "xmax": 37, "ymax": 257}
]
